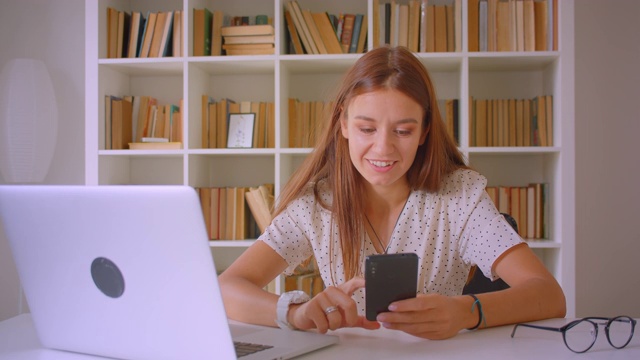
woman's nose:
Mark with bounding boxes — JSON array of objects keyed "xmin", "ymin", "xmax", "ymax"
[{"xmin": 372, "ymin": 131, "xmax": 394, "ymax": 154}]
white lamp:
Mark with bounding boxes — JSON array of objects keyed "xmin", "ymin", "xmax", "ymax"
[{"xmin": 0, "ymin": 58, "xmax": 58, "ymax": 183}]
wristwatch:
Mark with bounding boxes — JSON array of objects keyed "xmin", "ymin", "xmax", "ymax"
[{"xmin": 275, "ymin": 290, "xmax": 310, "ymax": 330}]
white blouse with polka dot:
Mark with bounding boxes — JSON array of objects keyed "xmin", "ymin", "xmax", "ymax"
[{"xmin": 259, "ymin": 169, "xmax": 523, "ymax": 315}]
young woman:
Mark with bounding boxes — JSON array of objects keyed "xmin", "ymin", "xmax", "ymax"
[{"xmin": 218, "ymin": 46, "xmax": 566, "ymax": 340}]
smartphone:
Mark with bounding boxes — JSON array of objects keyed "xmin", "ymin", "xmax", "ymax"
[{"xmin": 365, "ymin": 253, "xmax": 419, "ymax": 321}]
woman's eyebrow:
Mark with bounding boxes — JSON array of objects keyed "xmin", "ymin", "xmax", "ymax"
[{"xmin": 353, "ymin": 115, "xmax": 419, "ymax": 124}]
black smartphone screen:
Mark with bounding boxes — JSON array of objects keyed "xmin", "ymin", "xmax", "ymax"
[{"xmin": 365, "ymin": 253, "xmax": 419, "ymax": 321}]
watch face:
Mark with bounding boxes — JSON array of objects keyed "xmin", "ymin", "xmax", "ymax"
[{"xmin": 288, "ymin": 290, "xmax": 310, "ymax": 303}]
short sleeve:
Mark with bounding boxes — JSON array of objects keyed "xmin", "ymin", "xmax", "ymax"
[
  {"xmin": 258, "ymin": 195, "xmax": 315, "ymax": 275},
  {"xmin": 458, "ymin": 190, "xmax": 524, "ymax": 280}
]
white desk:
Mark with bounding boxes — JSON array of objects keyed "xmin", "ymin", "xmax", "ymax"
[{"xmin": 1, "ymin": 314, "xmax": 639, "ymax": 359}]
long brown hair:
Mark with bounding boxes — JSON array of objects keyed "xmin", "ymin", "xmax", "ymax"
[{"xmin": 274, "ymin": 46, "xmax": 468, "ymax": 280}]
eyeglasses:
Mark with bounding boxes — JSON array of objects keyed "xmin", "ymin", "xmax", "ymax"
[{"xmin": 511, "ymin": 316, "xmax": 636, "ymax": 353}]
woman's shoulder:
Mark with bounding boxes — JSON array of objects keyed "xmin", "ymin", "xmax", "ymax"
[
  {"xmin": 438, "ymin": 168, "xmax": 488, "ymax": 195},
  {"xmin": 287, "ymin": 179, "xmax": 333, "ymax": 212}
]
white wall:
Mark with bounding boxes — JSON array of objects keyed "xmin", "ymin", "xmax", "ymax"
[
  {"xmin": 0, "ymin": 0, "xmax": 85, "ymax": 321},
  {"xmin": 574, "ymin": 0, "xmax": 640, "ymax": 317}
]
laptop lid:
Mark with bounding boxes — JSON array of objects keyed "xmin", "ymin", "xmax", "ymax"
[{"xmin": 0, "ymin": 185, "xmax": 336, "ymax": 360}]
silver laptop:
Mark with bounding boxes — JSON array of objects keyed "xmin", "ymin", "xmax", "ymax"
[{"xmin": 0, "ymin": 185, "xmax": 338, "ymax": 360}]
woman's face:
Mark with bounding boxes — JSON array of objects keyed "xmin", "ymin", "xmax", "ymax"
[{"xmin": 341, "ymin": 88, "xmax": 427, "ymax": 191}]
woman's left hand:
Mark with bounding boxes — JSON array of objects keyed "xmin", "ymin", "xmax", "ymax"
[{"xmin": 374, "ymin": 293, "xmax": 471, "ymax": 340}]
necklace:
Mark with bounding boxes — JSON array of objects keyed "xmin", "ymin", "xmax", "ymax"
[
  {"xmin": 365, "ymin": 214, "xmax": 388, "ymax": 254},
  {"xmin": 364, "ymin": 192, "xmax": 412, "ymax": 254}
]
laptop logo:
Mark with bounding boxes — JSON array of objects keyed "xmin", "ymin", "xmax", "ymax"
[{"xmin": 91, "ymin": 257, "xmax": 125, "ymax": 298}]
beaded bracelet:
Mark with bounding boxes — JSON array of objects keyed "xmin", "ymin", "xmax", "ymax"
[{"xmin": 466, "ymin": 294, "xmax": 485, "ymax": 330}]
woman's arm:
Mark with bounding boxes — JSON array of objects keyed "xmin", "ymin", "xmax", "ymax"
[
  {"xmin": 475, "ymin": 243, "xmax": 567, "ymax": 326},
  {"xmin": 218, "ymin": 240, "xmax": 289, "ymax": 327},
  {"xmin": 376, "ymin": 243, "xmax": 566, "ymax": 339}
]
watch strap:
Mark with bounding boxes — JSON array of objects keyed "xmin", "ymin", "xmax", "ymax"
[{"xmin": 275, "ymin": 290, "xmax": 310, "ymax": 330}]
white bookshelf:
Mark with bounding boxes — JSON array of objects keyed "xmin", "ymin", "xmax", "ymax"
[{"xmin": 85, "ymin": 0, "xmax": 575, "ymax": 315}]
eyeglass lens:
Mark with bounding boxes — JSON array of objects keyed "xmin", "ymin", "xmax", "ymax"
[
  {"xmin": 564, "ymin": 320, "xmax": 597, "ymax": 353},
  {"xmin": 607, "ymin": 316, "xmax": 635, "ymax": 349}
]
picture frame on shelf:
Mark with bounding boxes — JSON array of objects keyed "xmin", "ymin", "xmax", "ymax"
[{"xmin": 227, "ymin": 113, "xmax": 255, "ymax": 148}]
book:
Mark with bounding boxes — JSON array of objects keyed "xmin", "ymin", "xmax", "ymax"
[
  {"xmin": 301, "ymin": 10, "xmax": 328, "ymax": 54},
  {"xmin": 193, "ymin": 8, "xmax": 212, "ymax": 56},
  {"xmin": 340, "ymin": 14, "xmax": 356, "ymax": 53},
  {"xmin": 127, "ymin": 11, "xmax": 142, "ymax": 58},
  {"xmin": 515, "ymin": 0, "xmax": 525, "ymax": 51},
  {"xmin": 479, "ymin": 0, "xmax": 488, "ymax": 51},
  {"xmin": 222, "ymin": 34, "xmax": 275, "ymax": 45},
  {"xmin": 286, "ymin": 0, "xmax": 318, "ymax": 54},
  {"xmin": 418, "ymin": 0, "xmax": 426, "ymax": 51},
  {"xmin": 350, "ymin": 14, "xmax": 364, "ymax": 53},
  {"xmin": 534, "ymin": 0, "xmax": 548, "ymax": 51},
  {"xmin": 523, "ymin": 0, "xmax": 535, "ymax": 51},
  {"xmin": 487, "ymin": 0, "xmax": 497, "ymax": 51},
  {"xmin": 496, "ymin": 0, "xmax": 511, "ymax": 51},
  {"xmin": 220, "ymin": 24, "xmax": 274, "ymax": 37},
  {"xmin": 110, "ymin": 97, "xmax": 132, "ymax": 150},
  {"xmin": 311, "ymin": 12, "xmax": 343, "ymax": 54},
  {"xmin": 172, "ymin": 11, "xmax": 182, "ymax": 57},
  {"xmin": 545, "ymin": 95, "xmax": 553, "ymax": 146},
  {"xmin": 128, "ymin": 142, "xmax": 182, "ymax": 150},
  {"xmin": 454, "ymin": 0, "xmax": 462, "ymax": 52},
  {"xmin": 222, "ymin": 44, "xmax": 275, "ymax": 55},
  {"xmin": 475, "ymin": 99, "xmax": 487, "ymax": 147},
  {"xmin": 222, "ymin": 43, "xmax": 274, "ymax": 50},
  {"xmin": 139, "ymin": 12, "xmax": 157, "ymax": 58},
  {"xmin": 407, "ymin": 0, "xmax": 419, "ymax": 52},
  {"xmin": 469, "ymin": 0, "xmax": 480, "ymax": 52},
  {"xmin": 434, "ymin": 5, "xmax": 447, "ymax": 52},
  {"xmin": 356, "ymin": 15, "xmax": 368, "ymax": 53},
  {"xmin": 116, "ymin": 10, "xmax": 125, "ymax": 58},
  {"xmin": 107, "ymin": 7, "xmax": 119, "ymax": 58},
  {"xmin": 157, "ymin": 11, "xmax": 174, "ymax": 57},
  {"xmin": 244, "ymin": 184, "xmax": 274, "ymax": 233},
  {"xmin": 519, "ymin": 187, "xmax": 528, "ymax": 238},
  {"xmin": 373, "ymin": 0, "xmax": 381, "ymax": 48},
  {"xmin": 397, "ymin": 5, "xmax": 409, "ymax": 48},
  {"xmin": 284, "ymin": 10, "xmax": 304, "ymax": 54},
  {"xmin": 211, "ymin": 10, "xmax": 224, "ymax": 56},
  {"xmin": 447, "ymin": 4, "xmax": 455, "ymax": 51},
  {"xmin": 199, "ymin": 188, "xmax": 212, "ymax": 239},
  {"xmin": 210, "ymin": 188, "xmax": 221, "ymax": 240},
  {"xmin": 148, "ymin": 12, "xmax": 167, "ymax": 57}
]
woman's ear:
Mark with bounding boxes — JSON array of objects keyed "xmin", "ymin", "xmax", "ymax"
[
  {"xmin": 340, "ymin": 107, "xmax": 349, "ymax": 139},
  {"xmin": 419, "ymin": 123, "xmax": 430, "ymax": 145}
]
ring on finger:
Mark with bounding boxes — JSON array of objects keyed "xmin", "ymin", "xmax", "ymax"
[{"xmin": 324, "ymin": 305, "xmax": 339, "ymax": 315}]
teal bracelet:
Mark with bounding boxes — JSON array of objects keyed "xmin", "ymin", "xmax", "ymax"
[{"xmin": 467, "ymin": 294, "xmax": 485, "ymax": 330}]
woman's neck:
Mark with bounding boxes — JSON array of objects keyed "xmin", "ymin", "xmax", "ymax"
[{"xmin": 364, "ymin": 181, "xmax": 411, "ymax": 212}]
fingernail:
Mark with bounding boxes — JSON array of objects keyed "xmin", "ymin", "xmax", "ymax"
[{"xmin": 388, "ymin": 304, "xmax": 397, "ymax": 311}]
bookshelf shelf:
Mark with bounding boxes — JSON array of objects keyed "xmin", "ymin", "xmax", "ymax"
[{"xmin": 86, "ymin": 0, "xmax": 575, "ymax": 314}]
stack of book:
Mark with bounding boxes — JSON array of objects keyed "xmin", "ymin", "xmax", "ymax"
[
  {"xmin": 283, "ymin": 0, "xmax": 367, "ymax": 55},
  {"xmin": 485, "ymin": 183, "xmax": 549, "ymax": 240},
  {"xmin": 201, "ymin": 96, "xmax": 275, "ymax": 149},
  {"xmin": 221, "ymin": 24, "xmax": 275, "ymax": 55},
  {"xmin": 105, "ymin": 95, "xmax": 182, "ymax": 150},
  {"xmin": 196, "ymin": 184, "xmax": 274, "ymax": 241},
  {"xmin": 106, "ymin": 7, "xmax": 182, "ymax": 58},
  {"xmin": 288, "ymin": 99, "xmax": 333, "ymax": 148},
  {"xmin": 468, "ymin": 0, "xmax": 558, "ymax": 52},
  {"xmin": 469, "ymin": 95, "xmax": 553, "ymax": 147},
  {"xmin": 371, "ymin": 0, "xmax": 462, "ymax": 52}
]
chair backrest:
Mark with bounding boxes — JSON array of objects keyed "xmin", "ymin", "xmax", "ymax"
[{"xmin": 462, "ymin": 213, "xmax": 517, "ymax": 294}]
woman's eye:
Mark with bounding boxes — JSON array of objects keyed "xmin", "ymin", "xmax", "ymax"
[
  {"xmin": 395, "ymin": 129, "xmax": 412, "ymax": 136},
  {"xmin": 360, "ymin": 127, "xmax": 375, "ymax": 134}
]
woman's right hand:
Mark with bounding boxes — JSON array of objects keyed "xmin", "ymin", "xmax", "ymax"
[{"xmin": 288, "ymin": 277, "xmax": 381, "ymax": 333}]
